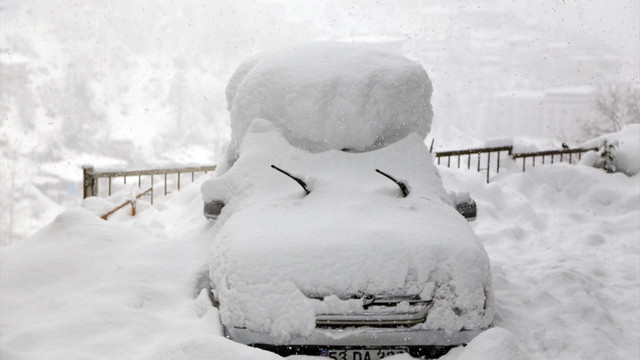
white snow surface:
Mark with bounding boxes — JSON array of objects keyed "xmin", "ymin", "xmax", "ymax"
[
  {"xmin": 1, "ymin": 136, "xmax": 639, "ymax": 359},
  {"xmin": 201, "ymin": 120, "xmax": 493, "ymax": 342},
  {"xmin": 0, "ymin": 182, "xmax": 280, "ymax": 360},
  {"xmin": 580, "ymin": 124, "xmax": 640, "ymax": 176},
  {"xmin": 439, "ymin": 163, "xmax": 640, "ymax": 360},
  {"xmin": 223, "ymin": 42, "xmax": 433, "ymax": 170}
]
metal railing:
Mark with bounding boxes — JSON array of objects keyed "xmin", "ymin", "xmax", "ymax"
[
  {"xmin": 100, "ymin": 187, "xmax": 152, "ymax": 220},
  {"xmin": 435, "ymin": 146, "xmax": 513, "ymax": 183},
  {"xmin": 82, "ymin": 164, "xmax": 216, "ymax": 205},
  {"xmin": 435, "ymin": 145, "xmax": 599, "ymax": 182},
  {"xmin": 512, "ymin": 147, "xmax": 598, "ymax": 172}
]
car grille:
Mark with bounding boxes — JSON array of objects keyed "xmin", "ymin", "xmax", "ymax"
[{"xmin": 315, "ymin": 295, "xmax": 433, "ymax": 328}]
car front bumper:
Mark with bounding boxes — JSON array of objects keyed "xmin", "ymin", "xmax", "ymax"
[{"xmin": 225, "ymin": 326, "xmax": 486, "ymax": 357}]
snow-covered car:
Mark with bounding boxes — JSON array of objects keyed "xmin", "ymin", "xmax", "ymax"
[{"xmin": 201, "ymin": 43, "xmax": 494, "ymax": 359}]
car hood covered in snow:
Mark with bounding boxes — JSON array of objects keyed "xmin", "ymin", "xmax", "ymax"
[{"xmin": 202, "ymin": 120, "xmax": 493, "ymax": 342}]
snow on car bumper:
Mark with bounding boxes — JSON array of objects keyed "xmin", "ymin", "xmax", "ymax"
[{"xmin": 225, "ymin": 325, "xmax": 486, "ymax": 348}]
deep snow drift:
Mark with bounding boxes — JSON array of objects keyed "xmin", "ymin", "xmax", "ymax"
[
  {"xmin": 222, "ymin": 42, "xmax": 433, "ymax": 170},
  {"xmin": 440, "ymin": 162, "xmax": 640, "ymax": 360},
  {"xmin": 580, "ymin": 124, "xmax": 640, "ymax": 176}
]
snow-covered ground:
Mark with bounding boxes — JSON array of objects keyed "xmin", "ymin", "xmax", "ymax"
[
  {"xmin": 440, "ymin": 162, "xmax": 640, "ymax": 359},
  {"xmin": 1, "ymin": 151, "xmax": 638, "ymax": 359}
]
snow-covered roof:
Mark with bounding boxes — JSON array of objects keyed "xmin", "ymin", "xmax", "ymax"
[
  {"xmin": 546, "ymin": 86, "xmax": 596, "ymax": 95},
  {"xmin": 493, "ymin": 90, "xmax": 545, "ymax": 99},
  {"xmin": 0, "ymin": 51, "xmax": 34, "ymax": 64}
]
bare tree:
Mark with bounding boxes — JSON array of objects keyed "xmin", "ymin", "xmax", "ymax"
[
  {"xmin": 596, "ymin": 84, "xmax": 640, "ymax": 131},
  {"xmin": 628, "ymin": 86, "xmax": 640, "ymax": 124}
]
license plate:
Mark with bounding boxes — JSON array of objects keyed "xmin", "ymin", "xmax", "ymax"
[{"xmin": 321, "ymin": 347, "xmax": 409, "ymax": 360}]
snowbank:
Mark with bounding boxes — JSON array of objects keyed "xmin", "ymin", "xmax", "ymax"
[
  {"xmin": 580, "ymin": 124, "xmax": 640, "ymax": 175},
  {"xmin": 439, "ymin": 159, "xmax": 640, "ymax": 360},
  {"xmin": 441, "ymin": 327, "xmax": 529, "ymax": 360},
  {"xmin": 223, "ymin": 42, "xmax": 433, "ymax": 170},
  {"xmin": 203, "ymin": 120, "xmax": 493, "ymax": 342},
  {"xmin": 0, "ymin": 182, "xmax": 282, "ymax": 360}
]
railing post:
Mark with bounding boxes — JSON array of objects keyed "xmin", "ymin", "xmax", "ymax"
[
  {"xmin": 486, "ymin": 152, "xmax": 491, "ymax": 183},
  {"xmin": 164, "ymin": 173, "xmax": 167, "ymax": 195},
  {"xmin": 82, "ymin": 165, "xmax": 98, "ymax": 198},
  {"xmin": 496, "ymin": 151, "xmax": 501, "ymax": 173}
]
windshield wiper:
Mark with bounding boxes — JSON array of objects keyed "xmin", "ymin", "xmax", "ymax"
[
  {"xmin": 271, "ymin": 165, "xmax": 311, "ymax": 195},
  {"xmin": 375, "ymin": 169, "xmax": 409, "ymax": 197}
]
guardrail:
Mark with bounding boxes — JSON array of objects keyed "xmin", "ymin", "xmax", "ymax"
[
  {"xmin": 435, "ymin": 146, "xmax": 598, "ymax": 182},
  {"xmin": 512, "ymin": 147, "xmax": 598, "ymax": 172},
  {"xmin": 100, "ymin": 187, "xmax": 152, "ymax": 220},
  {"xmin": 435, "ymin": 146, "xmax": 513, "ymax": 183},
  {"xmin": 82, "ymin": 165, "xmax": 216, "ymax": 205}
]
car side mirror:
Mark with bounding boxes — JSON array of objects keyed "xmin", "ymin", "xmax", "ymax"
[
  {"xmin": 455, "ymin": 198, "xmax": 477, "ymax": 221},
  {"xmin": 448, "ymin": 191, "xmax": 477, "ymax": 221},
  {"xmin": 204, "ymin": 200, "xmax": 225, "ymax": 220}
]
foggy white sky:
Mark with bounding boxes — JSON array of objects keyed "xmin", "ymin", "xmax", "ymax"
[
  {"xmin": 524, "ymin": 0, "xmax": 639, "ymax": 61},
  {"xmin": 4, "ymin": 0, "xmax": 637, "ymax": 67},
  {"xmin": 1, "ymin": 0, "xmax": 638, "ymax": 159}
]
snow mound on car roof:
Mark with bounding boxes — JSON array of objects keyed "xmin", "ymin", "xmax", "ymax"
[{"xmin": 223, "ymin": 42, "xmax": 433, "ymax": 169}]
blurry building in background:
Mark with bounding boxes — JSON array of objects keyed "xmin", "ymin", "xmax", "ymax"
[
  {"xmin": 485, "ymin": 90, "xmax": 545, "ymax": 138},
  {"xmin": 485, "ymin": 87, "xmax": 598, "ymax": 142}
]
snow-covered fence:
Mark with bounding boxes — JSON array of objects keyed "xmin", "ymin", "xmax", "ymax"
[
  {"xmin": 435, "ymin": 146, "xmax": 599, "ymax": 182},
  {"xmin": 435, "ymin": 146, "xmax": 513, "ymax": 183},
  {"xmin": 512, "ymin": 147, "xmax": 599, "ymax": 172},
  {"xmin": 82, "ymin": 165, "xmax": 216, "ymax": 205},
  {"xmin": 100, "ymin": 187, "xmax": 152, "ymax": 220}
]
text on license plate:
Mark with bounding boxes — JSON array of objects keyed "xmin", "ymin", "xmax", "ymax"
[{"xmin": 322, "ymin": 347, "xmax": 409, "ymax": 360}]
